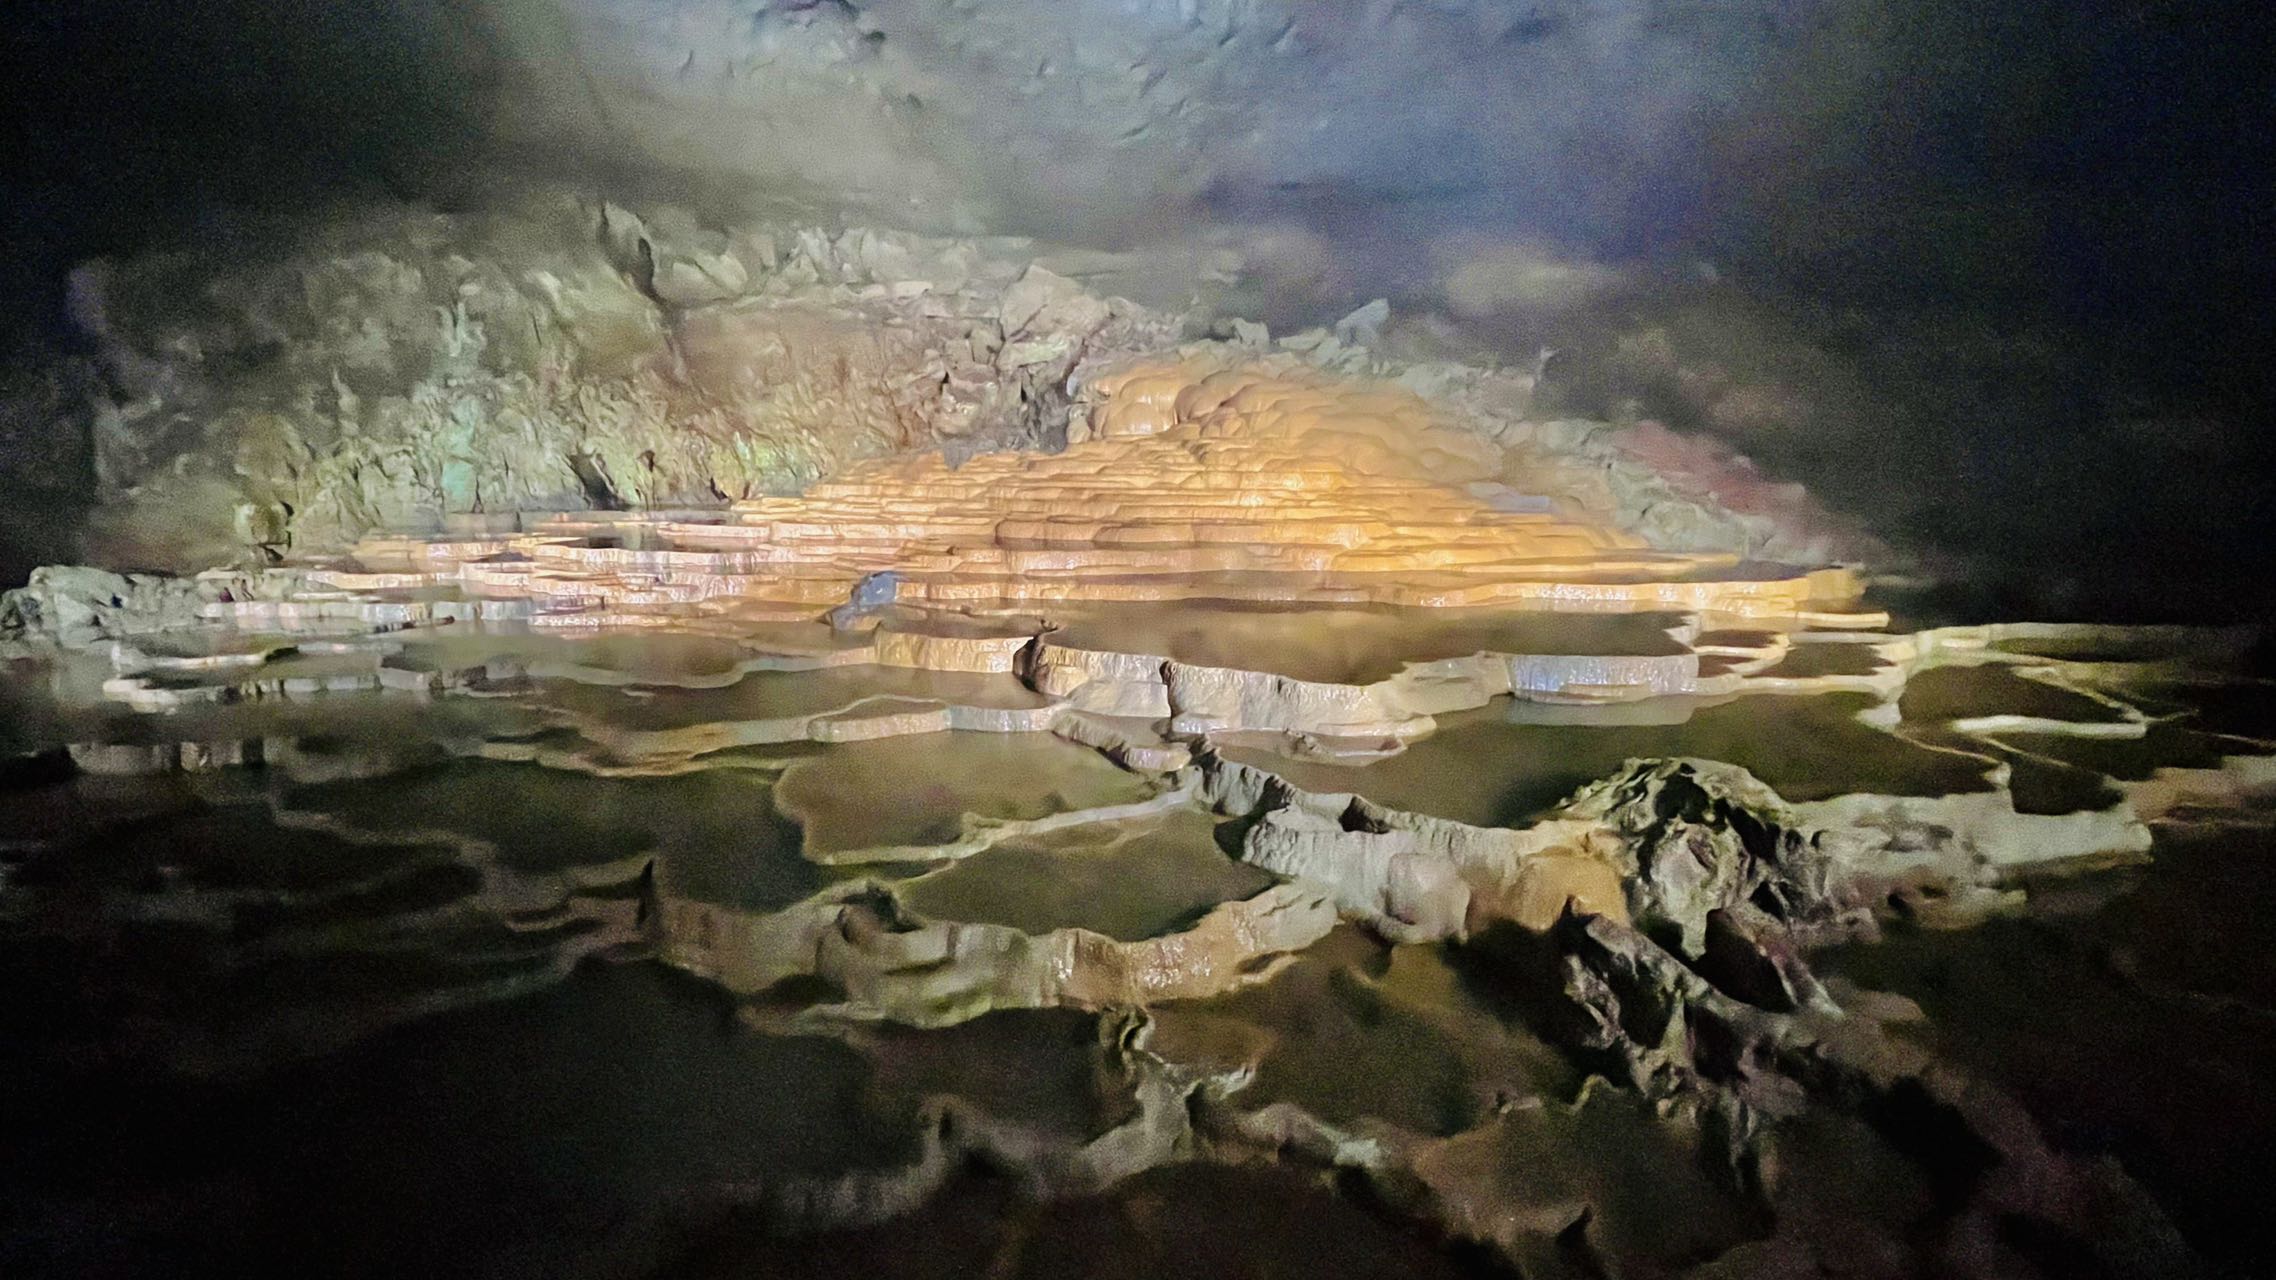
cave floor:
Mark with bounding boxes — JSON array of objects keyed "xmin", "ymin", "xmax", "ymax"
[{"xmin": 3, "ymin": 594, "xmax": 2272, "ymax": 1278}]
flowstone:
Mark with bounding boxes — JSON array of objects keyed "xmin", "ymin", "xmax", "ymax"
[{"xmin": 4, "ymin": 309, "xmax": 2271, "ymax": 1275}]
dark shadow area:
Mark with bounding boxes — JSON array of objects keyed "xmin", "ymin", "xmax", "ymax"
[
  {"xmin": 1819, "ymin": 822, "xmax": 2276, "ymax": 1273},
  {"xmin": 2, "ymin": 0, "xmax": 499, "ymax": 342}
]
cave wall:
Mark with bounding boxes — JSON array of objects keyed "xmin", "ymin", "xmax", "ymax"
[
  {"xmin": 28, "ymin": 0, "xmax": 2257, "ymax": 293},
  {"xmin": 3, "ymin": 0, "xmax": 2271, "ymax": 614},
  {"xmin": 470, "ymin": 0, "xmax": 1791, "ymax": 247}
]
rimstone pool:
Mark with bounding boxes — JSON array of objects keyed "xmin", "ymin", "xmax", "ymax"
[{"xmin": 4, "ymin": 392, "xmax": 2272, "ymax": 1275}]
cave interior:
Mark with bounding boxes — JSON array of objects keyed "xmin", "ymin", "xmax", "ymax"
[{"xmin": 2, "ymin": 2, "xmax": 2274, "ymax": 1277}]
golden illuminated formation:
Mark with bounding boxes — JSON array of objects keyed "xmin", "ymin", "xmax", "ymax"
[{"xmin": 316, "ymin": 359, "xmax": 1858, "ymax": 623}]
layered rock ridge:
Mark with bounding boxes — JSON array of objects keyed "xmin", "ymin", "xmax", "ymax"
[{"xmin": 286, "ymin": 355, "xmax": 1859, "ymax": 630}]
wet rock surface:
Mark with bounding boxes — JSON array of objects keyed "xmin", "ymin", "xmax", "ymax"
[{"xmin": 3, "ymin": 569, "xmax": 2271, "ymax": 1276}]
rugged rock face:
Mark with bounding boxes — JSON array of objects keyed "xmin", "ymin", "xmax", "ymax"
[
  {"xmin": 7, "ymin": 186, "xmax": 1886, "ymax": 583},
  {"xmin": 0, "ymin": 186, "xmax": 1885, "ymax": 585},
  {"xmin": 0, "ymin": 566, "xmax": 213, "ymax": 646},
  {"xmin": 1556, "ymin": 758, "xmax": 1843, "ymax": 959},
  {"xmin": 46, "ymin": 194, "xmax": 1189, "ymax": 570}
]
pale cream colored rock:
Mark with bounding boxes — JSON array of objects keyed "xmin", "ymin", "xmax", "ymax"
[
  {"xmin": 1497, "ymin": 852, "xmax": 1631, "ymax": 931},
  {"xmin": 872, "ymin": 625, "xmax": 1032, "ymax": 674},
  {"xmin": 1051, "ymin": 712, "xmax": 1193, "ymax": 773},
  {"xmin": 1240, "ymin": 807, "xmax": 1472, "ymax": 943},
  {"xmin": 653, "ymin": 879, "xmax": 1335, "ymax": 1027}
]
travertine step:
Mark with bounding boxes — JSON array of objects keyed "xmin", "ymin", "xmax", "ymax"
[{"xmin": 315, "ymin": 359, "xmax": 1855, "ymax": 621}]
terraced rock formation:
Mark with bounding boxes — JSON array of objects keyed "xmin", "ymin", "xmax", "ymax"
[
  {"xmin": 162, "ymin": 354, "xmax": 1861, "ymax": 659},
  {"xmin": 5, "ymin": 299, "xmax": 2272, "ymax": 1276},
  {"xmin": 7, "ymin": 190, "xmax": 1873, "ymax": 583},
  {"xmin": 5, "ymin": 492, "xmax": 2271, "ymax": 1275}
]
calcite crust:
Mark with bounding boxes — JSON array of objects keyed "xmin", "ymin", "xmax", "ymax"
[{"xmin": 298, "ymin": 357, "xmax": 1856, "ymax": 627}]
